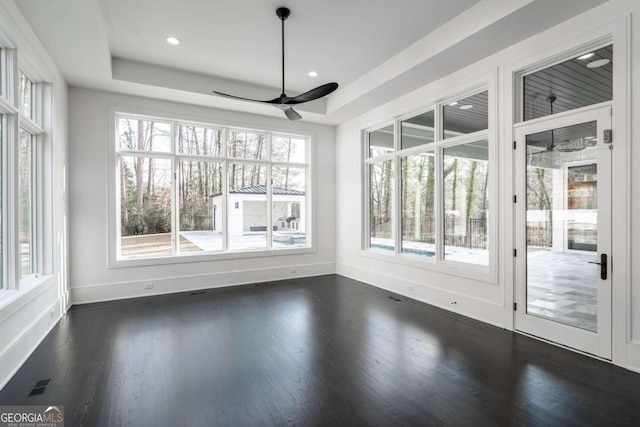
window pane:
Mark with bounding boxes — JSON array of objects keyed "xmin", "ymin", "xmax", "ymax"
[
  {"xmin": 523, "ymin": 45, "xmax": 612, "ymax": 121},
  {"xmin": 401, "ymin": 110, "xmax": 434, "ymax": 149},
  {"xmin": 369, "ymin": 160, "xmax": 394, "ymax": 251},
  {"xmin": 368, "ymin": 125, "xmax": 394, "ymax": 157},
  {"xmin": 228, "ymin": 163, "xmax": 267, "ymax": 250},
  {"xmin": 442, "ymin": 91, "xmax": 488, "ymax": 138},
  {"xmin": 178, "ymin": 125, "xmax": 222, "ymax": 157},
  {"xmin": 443, "ymin": 140, "xmax": 489, "ymax": 265},
  {"xmin": 272, "ymin": 135, "xmax": 306, "ymax": 163},
  {"xmin": 119, "ymin": 156, "xmax": 173, "ymax": 257},
  {"xmin": 228, "ymin": 130, "xmax": 267, "ymax": 159},
  {"xmin": 19, "ymin": 129, "xmax": 33, "ymax": 277},
  {"xmin": 178, "ymin": 160, "xmax": 223, "ymax": 253},
  {"xmin": 401, "ymin": 153, "xmax": 435, "ymax": 256},
  {"xmin": 19, "ymin": 71, "xmax": 33, "ymax": 119},
  {"xmin": 272, "ymin": 167, "xmax": 306, "ymax": 248},
  {"xmin": 117, "ymin": 117, "xmax": 172, "ymax": 152}
]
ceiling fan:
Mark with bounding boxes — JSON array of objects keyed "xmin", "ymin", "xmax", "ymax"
[{"xmin": 212, "ymin": 7, "xmax": 339, "ymax": 121}]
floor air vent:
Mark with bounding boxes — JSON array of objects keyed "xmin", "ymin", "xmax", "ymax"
[
  {"xmin": 254, "ymin": 283, "xmax": 269, "ymax": 287},
  {"xmin": 388, "ymin": 296, "xmax": 402, "ymax": 302},
  {"xmin": 29, "ymin": 379, "xmax": 50, "ymax": 396},
  {"xmin": 189, "ymin": 291, "xmax": 206, "ymax": 296}
]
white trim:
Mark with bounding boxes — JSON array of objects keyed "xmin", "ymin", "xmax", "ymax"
[
  {"xmin": 71, "ymin": 262, "xmax": 336, "ymax": 305},
  {"xmin": 336, "ymin": 264, "xmax": 505, "ymax": 327}
]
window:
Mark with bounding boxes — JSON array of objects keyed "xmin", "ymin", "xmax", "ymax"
[
  {"xmin": 365, "ymin": 88, "xmax": 492, "ymax": 270},
  {"xmin": 523, "ymin": 45, "xmax": 612, "ymax": 121},
  {"xmin": 443, "ymin": 140, "xmax": 489, "ymax": 265},
  {"xmin": 19, "ymin": 129, "xmax": 35, "ymax": 277},
  {"xmin": 18, "ymin": 71, "xmax": 34, "ymax": 119},
  {"xmin": 0, "ymin": 62, "xmax": 47, "ymax": 292},
  {"xmin": 115, "ymin": 114, "xmax": 310, "ymax": 261},
  {"xmin": 369, "ymin": 159, "xmax": 394, "ymax": 251},
  {"xmin": 442, "ymin": 91, "xmax": 488, "ymax": 137},
  {"xmin": 401, "ymin": 151, "xmax": 435, "ymax": 256},
  {"xmin": 18, "ymin": 70, "xmax": 43, "ymax": 281}
]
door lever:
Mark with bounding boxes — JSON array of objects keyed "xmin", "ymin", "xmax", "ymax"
[{"xmin": 588, "ymin": 254, "xmax": 607, "ymax": 280}]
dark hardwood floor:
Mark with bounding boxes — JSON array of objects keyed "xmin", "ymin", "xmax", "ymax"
[{"xmin": 1, "ymin": 275, "xmax": 640, "ymax": 426}]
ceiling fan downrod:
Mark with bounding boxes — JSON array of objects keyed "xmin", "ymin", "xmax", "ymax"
[{"xmin": 211, "ymin": 7, "xmax": 339, "ymax": 121}]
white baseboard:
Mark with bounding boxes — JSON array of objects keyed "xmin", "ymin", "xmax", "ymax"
[
  {"xmin": 0, "ymin": 299, "xmax": 62, "ymax": 390},
  {"xmin": 336, "ymin": 262, "xmax": 507, "ymax": 329},
  {"xmin": 625, "ymin": 341, "xmax": 640, "ymax": 373},
  {"xmin": 71, "ymin": 262, "xmax": 336, "ymax": 305}
]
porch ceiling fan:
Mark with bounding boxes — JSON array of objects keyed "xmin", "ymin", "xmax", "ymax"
[{"xmin": 212, "ymin": 7, "xmax": 339, "ymax": 121}]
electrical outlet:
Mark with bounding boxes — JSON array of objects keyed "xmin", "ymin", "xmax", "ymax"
[
  {"xmin": 143, "ymin": 282, "xmax": 154, "ymax": 290},
  {"xmin": 408, "ymin": 285, "xmax": 415, "ymax": 293},
  {"xmin": 289, "ymin": 267, "xmax": 297, "ymax": 274},
  {"xmin": 50, "ymin": 310, "xmax": 55, "ymax": 319}
]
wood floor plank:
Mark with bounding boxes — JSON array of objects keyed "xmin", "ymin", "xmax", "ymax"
[{"xmin": 1, "ymin": 275, "xmax": 640, "ymax": 426}]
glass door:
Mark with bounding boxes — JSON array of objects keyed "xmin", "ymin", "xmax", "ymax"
[{"xmin": 514, "ymin": 106, "xmax": 611, "ymax": 359}]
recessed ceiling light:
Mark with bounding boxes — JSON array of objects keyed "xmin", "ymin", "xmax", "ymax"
[
  {"xmin": 449, "ymin": 101, "xmax": 459, "ymax": 106},
  {"xmin": 587, "ymin": 59, "xmax": 610, "ymax": 68},
  {"xmin": 308, "ymin": 71, "xmax": 319, "ymax": 77},
  {"xmin": 577, "ymin": 52, "xmax": 595, "ymax": 60},
  {"xmin": 459, "ymin": 104, "xmax": 473, "ymax": 110},
  {"xmin": 166, "ymin": 36, "xmax": 181, "ymax": 45}
]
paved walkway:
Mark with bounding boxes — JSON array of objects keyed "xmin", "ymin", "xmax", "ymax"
[{"xmin": 527, "ymin": 248, "xmax": 598, "ymax": 332}]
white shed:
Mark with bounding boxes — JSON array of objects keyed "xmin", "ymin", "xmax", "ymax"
[{"xmin": 211, "ymin": 185, "xmax": 305, "ymax": 237}]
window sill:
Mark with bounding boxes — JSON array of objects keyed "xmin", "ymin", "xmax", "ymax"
[
  {"xmin": 0, "ymin": 274, "xmax": 56, "ymax": 323},
  {"xmin": 359, "ymin": 248, "xmax": 497, "ymax": 284},
  {"xmin": 110, "ymin": 246, "xmax": 316, "ymax": 269}
]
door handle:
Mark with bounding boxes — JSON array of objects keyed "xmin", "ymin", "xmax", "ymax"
[{"xmin": 588, "ymin": 253, "xmax": 607, "ymax": 280}]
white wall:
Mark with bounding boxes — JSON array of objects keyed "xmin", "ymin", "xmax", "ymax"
[
  {"xmin": 0, "ymin": 2, "xmax": 69, "ymax": 389},
  {"xmin": 68, "ymin": 88, "xmax": 336, "ymax": 304},
  {"xmin": 336, "ymin": 0, "xmax": 640, "ymax": 371}
]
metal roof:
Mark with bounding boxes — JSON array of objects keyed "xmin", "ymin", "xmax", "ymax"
[{"xmin": 229, "ymin": 185, "xmax": 305, "ymax": 195}]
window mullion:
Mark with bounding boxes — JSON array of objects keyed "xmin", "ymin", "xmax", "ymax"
[
  {"xmin": 394, "ymin": 154, "xmax": 402, "ymax": 255},
  {"xmin": 395, "ymin": 120, "xmax": 400, "ymax": 254},
  {"xmin": 171, "ymin": 121, "xmax": 178, "ymax": 256},
  {"xmin": 266, "ymin": 134, "xmax": 273, "ymax": 249},
  {"xmin": 434, "ymin": 103, "xmax": 444, "ymax": 262},
  {"xmin": 32, "ymin": 133, "xmax": 41, "ymax": 275},
  {"xmin": 7, "ymin": 115, "xmax": 18, "ymax": 288},
  {"xmin": 222, "ymin": 159, "xmax": 228, "ymax": 252},
  {"xmin": 221, "ymin": 129, "xmax": 228, "ymax": 252}
]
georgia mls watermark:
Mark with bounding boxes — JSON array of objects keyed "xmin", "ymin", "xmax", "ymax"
[{"xmin": 0, "ymin": 406, "xmax": 64, "ymax": 427}]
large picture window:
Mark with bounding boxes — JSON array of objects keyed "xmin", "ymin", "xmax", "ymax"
[
  {"xmin": 364, "ymin": 89, "xmax": 492, "ymax": 270},
  {"xmin": 115, "ymin": 114, "xmax": 310, "ymax": 261}
]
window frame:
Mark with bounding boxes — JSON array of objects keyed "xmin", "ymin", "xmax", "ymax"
[
  {"xmin": 0, "ymin": 49, "xmax": 48, "ymax": 297},
  {"xmin": 109, "ymin": 109, "xmax": 314, "ymax": 268},
  {"xmin": 361, "ymin": 81, "xmax": 498, "ymax": 283},
  {"xmin": 514, "ymin": 36, "xmax": 613, "ymax": 124}
]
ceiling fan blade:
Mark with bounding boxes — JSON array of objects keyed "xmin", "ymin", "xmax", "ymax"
[
  {"xmin": 283, "ymin": 107, "xmax": 302, "ymax": 121},
  {"xmin": 285, "ymin": 82, "xmax": 339, "ymax": 104},
  {"xmin": 212, "ymin": 90, "xmax": 275, "ymax": 104}
]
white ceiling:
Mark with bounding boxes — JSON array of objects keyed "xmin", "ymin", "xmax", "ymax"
[
  {"xmin": 103, "ymin": 0, "xmax": 480, "ymax": 92},
  {"xmin": 15, "ymin": 0, "xmax": 608, "ymax": 124}
]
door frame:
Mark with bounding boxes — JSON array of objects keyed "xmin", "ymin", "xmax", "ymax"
[{"xmin": 513, "ymin": 103, "xmax": 612, "ymax": 359}]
